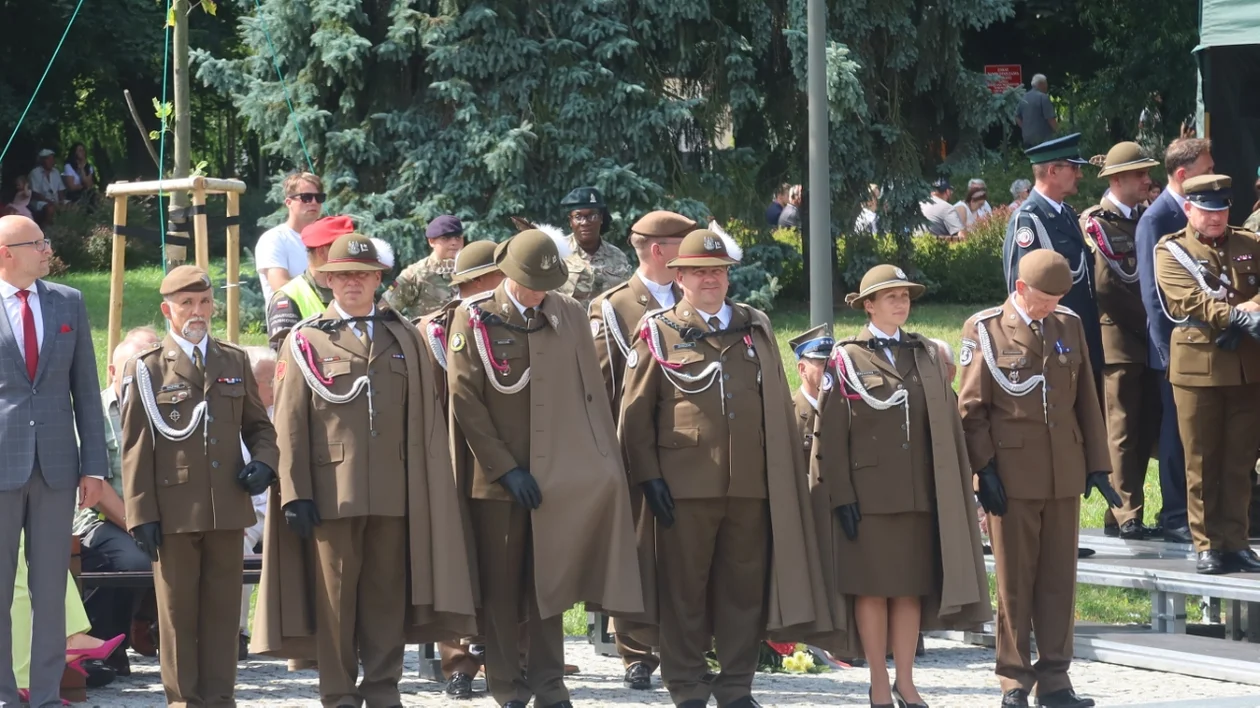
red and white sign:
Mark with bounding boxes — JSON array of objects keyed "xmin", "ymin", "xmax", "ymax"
[{"xmin": 985, "ymin": 64, "xmax": 1022, "ymax": 94}]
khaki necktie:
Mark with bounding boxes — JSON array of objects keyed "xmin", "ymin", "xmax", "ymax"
[
  {"xmin": 192, "ymin": 346, "xmax": 204, "ymax": 374},
  {"xmin": 708, "ymin": 316, "xmax": 722, "ymax": 331},
  {"xmin": 355, "ymin": 323, "xmax": 371, "ymax": 350},
  {"xmin": 1030, "ymin": 320, "xmax": 1043, "ymax": 342}
]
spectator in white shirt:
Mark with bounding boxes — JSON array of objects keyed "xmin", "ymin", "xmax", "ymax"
[
  {"xmin": 255, "ymin": 172, "xmax": 324, "ymax": 301},
  {"xmin": 61, "ymin": 143, "xmax": 96, "ymax": 205},
  {"xmin": 854, "ymin": 183, "xmax": 881, "ymax": 235},
  {"xmin": 27, "ymin": 149, "xmax": 65, "ymax": 222},
  {"xmin": 954, "ymin": 183, "xmax": 992, "ymax": 227},
  {"xmin": 238, "ymin": 346, "xmax": 276, "ymax": 659}
]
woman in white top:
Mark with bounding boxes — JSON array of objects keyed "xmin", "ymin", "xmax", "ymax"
[
  {"xmin": 953, "ymin": 184, "xmax": 991, "ymax": 227},
  {"xmin": 62, "ymin": 143, "xmax": 96, "ymax": 204}
]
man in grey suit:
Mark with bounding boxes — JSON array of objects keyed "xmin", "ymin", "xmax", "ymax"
[{"xmin": 0, "ymin": 215, "xmax": 106, "ymax": 708}]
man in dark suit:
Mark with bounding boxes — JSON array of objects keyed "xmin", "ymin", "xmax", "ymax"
[
  {"xmin": 0, "ymin": 215, "xmax": 107, "ymax": 708},
  {"xmin": 1136, "ymin": 138, "xmax": 1214, "ymax": 544},
  {"xmin": 1003, "ymin": 133, "xmax": 1104, "ymax": 380}
]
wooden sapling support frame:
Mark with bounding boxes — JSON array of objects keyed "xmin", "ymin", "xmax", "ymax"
[{"xmin": 104, "ymin": 176, "xmax": 247, "ymax": 356}]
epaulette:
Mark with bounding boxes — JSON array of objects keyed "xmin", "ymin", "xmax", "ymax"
[
  {"xmin": 1156, "ymin": 229, "xmax": 1186, "ymax": 246},
  {"xmin": 598, "ymin": 280, "xmax": 633, "ymax": 302},
  {"xmin": 216, "ymin": 339, "xmax": 246, "ymax": 353},
  {"xmin": 971, "ymin": 305, "xmax": 1004, "ymax": 323},
  {"xmin": 644, "ymin": 305, "xmax": 672, "ymax": 320},
  {"xmin": 135, "ymin": 341, "xmax": 164, "ymax": 359},
  {"xmin": 1054, "ymin": 305, "xmax": 1080, "ymax": 319},
  {"xmin": 465, "ymin": 290, "xmax": 494, "ymax": 306}
]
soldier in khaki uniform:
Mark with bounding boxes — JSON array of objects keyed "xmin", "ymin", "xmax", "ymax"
[
  {"xmin": 1080, "ymin": 142, "xmax": 1163, "ymax": 539},
  {"xmin": 619, "ymin": 229, "xmax": 830, "ymax": 708},
  {"xmin": 121, "ymin": 266, "xmax": 278, "ymax": 708},
  {"xmin": 958, "ymin": 250, "xmax": 1118, "ymax": 708},
  {"xmin": 588, "ymin": 210, "xmax": 693, "ymax": 690},
  {"xmin": 414, "ymin": 239, "xmax": 505, "ymax": 700},
  {"xmin": 384, "ymin": 215, "xmax": 464, "ymax": 318},
  {"xmin": 268, "ymin": 234, "xmax": 478, "ymax": 707},
  {"xmin": 787, "ymin": 324, "xmax": 833, "ymax": 453},
  {"xmin": 1153, "ymin": 174, "xmax": 1260, "ymax": 575},
  {"xmin": 557, "ymin": 187, "xmax": 633, "ymax": 308}
]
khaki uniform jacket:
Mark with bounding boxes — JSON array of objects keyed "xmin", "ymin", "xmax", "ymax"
[
  {"xmin": 619, "ymin": 299, "xmax": 833, "ymax": 637},
  {"xmin": 792, "ymin": 388, "xmax": 817, "ymax": 457},
  {"xmin": 446, "ymin": 284, "xmax": 643, "ymax": 619},
  {"xmin": 414, "ymin": 299, "xmax": 460, "ymax": 410},
  {"xmin": 958, "ymin": 299, "xmax": 1110, "ymax": 499},
  {"xmin": 1154, "ymin": 225, "xmax": 1260, "ymax": 387},
  {"xmin": 1081, "ymin": 200, "xmax": 1147, "ymax": 364},
  {"xmin": 121, "ymin": 335, "xmax": 278, "ymax": 534},
  {"xmin": 808, "ymin": 331, "xmax": 990, "ymax": 653},
  {"xmin": 253, "ymin": 305, "xmax": 478, "ymax": 657},
  {"xmin": 589, "ymin": 275, "xmax": 682, "ymax": 416}
]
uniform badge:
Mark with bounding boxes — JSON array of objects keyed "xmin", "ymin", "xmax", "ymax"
[
  {"xmin": 591, "ymin": 319, "xmax": 602, "ymax": 337},
  {"xmin": 347, "ymin": 240, "xmax": 368, "ymax": 255},
  {"xmin": 169, "ymin": 409, "xmax": 181, "ymax": 423},
  {"xmin": 894, "ymin": 267, "xmax": 907, "ymax": 280},
  {"xmin": 822, "ymin": 372, "xmax": 834, "ymax": 391},
  {"xmin": 1237, "ymin": 254, "xmax": 1254, "ymax": 261},
  {"xmin": 275, "ymin": 360, "xmax": 286, "ymax": 381},
  {"xmin": 275, "ymin": 300, "xmax": 289, "ymax": 309},
  {"xmin": 216, "ymin": 377, "xmax": 243, "ymax": 384},
  {"xmin": 959, "ymin": 338, "xmax": 976, "ymax": 367},
  {"xmin": 494, "ymin": 339, "xmax": 514, "ymax": 345},
  {"xmin": 450, "ymin": 333, "xmax": 466, "ymax": 352},
  {"xmin": 550, "ymin": 315, "xmax": 559, "ymax": 327},
  {"xmin": 1009, "ymin": 370, "xmax": 1020, "ymax": 384},
  {"xmin": 392, "ymin": 353, "xmax": 406, "ymax": 359},
  {"xmin": 1015, "ymin": 227, "xmax": 1035, "ymax": 249},
  {"xmin": 1251, "ymin": 275, "xmax": 1258, "ymax": 287},
  {"xmin": 539, "ymin": 255, "xmax": 557, "ymax": 271},
  {"xmin": 625, "ymin": 349, "xmax": 639, "ymax": 368},
  {"xmin": 703, "ymin": 236, "xmax": 719, "ymax": 251},
  {"xmin": 673, "ymin": 342, "xmax": 695, "ymax": 350}
]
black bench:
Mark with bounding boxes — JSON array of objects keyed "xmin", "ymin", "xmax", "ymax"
[{"xmin": 79, "ymin": 554, "xmax": 263, "ymax": 588}]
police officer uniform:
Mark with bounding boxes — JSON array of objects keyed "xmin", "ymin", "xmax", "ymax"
[
  {"xmin": 1004, "ymin": 134, "xmax": 1105, "ymax": 379},
  {"xmin": 121, "ymin": 266, "xmax": 278, "ymax": 708},
  {"xmin": 265, "ymin": 216, "xmax": 353, "ymax": 349},
  {"xmin": 1153, "ymin": 175, "xmax": 1260, "ymax": 574},
  {"xmin": 787, "ymin": 324, "xmax": 833, "ymax": 454},
  {"xmin": 958, "ymin": 250, "xmax": 1115, "ymax": 708},
  {"xmin": 1079, "ymin": 143, "xmax": 1163, "ymax": 537},
  {"xmin": 588, "ymin": 210, "xmax": 693, "ymax": 689}
]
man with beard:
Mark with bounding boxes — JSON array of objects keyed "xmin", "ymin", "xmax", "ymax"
[
  {"xmin": 255, "ymin": 234, "xmax": 478, "ymax": 707},
  {"xmin": 385, "ymin": 215, "xmax": 465, "ymax": 319},
  {"xmin": 558, "ymin": 187, "xmax": 633, "ymax": 309},
  {"xmin": 447, "ymin": 229, "xmax": 643, "ymax": 708},
  {"xmin": 120, "ymin": 266, "xmax": 279, "ymax": 707}
]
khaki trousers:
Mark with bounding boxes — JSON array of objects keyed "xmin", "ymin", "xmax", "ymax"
[
  {"xmin": 613, "ymin": 618, "xmax": 659, "ymax": 671},
  {"xmin": 1173, "ymin": 383, "xmax": 1260, "ymax": 551},
  {"xmin": 439, "ymin": 639, "xmax": 481, "ymax": 678},
  {"xmin": 312, "ymin": 516, "xmax": 407, "ymax": 708},
  {"xmin": 470, "ymin": 500, "xmax": 567, "ymax": 707},
  {"xmin": 657, "ymin": 498, "xmax": 769, "ymax": 706},
  {"xmin": 154, "ymin": 530, "xmax": 244, "ymax": 708},
  {"xmin": 1101, "ymin": 363, "xmax": 1162, "ymax": 526},
  {"xmin": 989, "ymin": 497, "xmax": 1079, "ymax": 695}
]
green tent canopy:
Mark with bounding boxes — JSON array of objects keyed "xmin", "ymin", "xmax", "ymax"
[
  {"xmin": 1197, "ymin": 0, "xmax": 1260, "ymax": 223},
  {"xmin": 1197, "ymin": 0, "xmax": 1260, "ymax": 52}
]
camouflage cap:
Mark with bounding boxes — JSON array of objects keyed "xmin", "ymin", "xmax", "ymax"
[
  {"xmin": 450, "ymin": 239, "xmax": 502, "ymax": 285},
  {"xmin": 667, "ymin": 229, "xmax": 738, "ymax": 268},
  {"xmin": 1017, "ymin": 249, "xmax": 1072, "ymax": 296},
  {"xmin": 494, "ymin": 230, "xmax": 568, "ymax": 291},
  {"xmin": 845, "ymin": 264, "xmax": 925, "ymax": 310},
  {"xmin": 160, "ymin": 265, "xmax": 213, "ymax": 296},
  {"xmin": 631, "ymin": 210, "xmax": 697, "ymax": 239},
  {"xmin": 1097, "ymin": 142, "xmax": 1160, "ymax": 177},
  {"xmin": 316, "ymin": 234, "xmax": 388, "ymax": 272}
]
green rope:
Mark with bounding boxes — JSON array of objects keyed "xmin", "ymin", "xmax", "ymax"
[
  {"xmin": 0, "ymin": 0, "xmax": 88, "ymax": 166},
  {"xmin": 157, "ymin": 0, "xmax": 174, "ymax": 274},
  {"xmin": 252, "ymin": 0, "xmax": 315, "ymax": 173}
]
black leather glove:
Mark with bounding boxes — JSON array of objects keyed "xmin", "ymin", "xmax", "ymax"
[
  {"xmin": 498, "ymin": 467, "xmax": 542, "ymax": 510},
  {"xmin": 1230, "ymin": 308, "xmax": 1260, "ymax": 342},
  {"xmin": 1085, "ymin": 471, "xmax": 1123, "ymax": 509},
  {"xmin": 283, "ymin": 499, "xmax": 321, "ymax": 539},
  {"xmin": 640, "ymin": 479, "xmax": 676, "ymax": 528},
  {"xmin": 836, "ymin": 503, "xmax": 861, "ymax": 541},
  {"xmin": 975, "ymin": 460, "xmax": 1008, "ymax": 517},
  {"xmin": 237, "ymin": 460, "xmax": 276, "ymax": 496},
  {"xmin": 131, "ymin": 522, "xmax": 162, "ymax": 562},
  {"xmin": 1216, "ymin": 319, "xmax": 1244, "ymax": 350}
]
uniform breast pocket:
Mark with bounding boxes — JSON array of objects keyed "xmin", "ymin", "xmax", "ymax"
[
  {"xmin": 313, "ymin": 443, "xmax": 345, "ymax": 469},
  {"xmin": 1173, "ymin": 327, "xmax": 1213, "ymax": 376},
  {"xmin": 996, "ymin": 354, "xmax": 1031, "ymax": 381},
  {"xmin": 857, "ymin": 372, "xmax": 886, "ymax": 392},
  {"xmin": 217, "ymin": 382, "xmax": 245, "ymax": 418},
  {"xmin": 160, "ymin": 466, "xmax": 189, "ymax": 488}
]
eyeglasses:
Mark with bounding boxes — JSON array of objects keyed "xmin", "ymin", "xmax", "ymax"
[
  {"xmin": 571, "ymin": 213, "xmax": 602, "ymax": 225},
  {"xmin": 288, "ymin": 192, "xmax": 327, "ymax": 204},
  {"xmin": 5, "ymin": 238, "xmax": 51, "ymax": 252}
]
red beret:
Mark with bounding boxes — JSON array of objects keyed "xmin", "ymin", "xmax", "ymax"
[{"xmin": 301, "ymin": 215, "xmax": 355, "ymax": 248}]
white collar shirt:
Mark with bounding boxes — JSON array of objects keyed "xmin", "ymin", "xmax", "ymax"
[
  {"xmin": 1011, "ymin": 295, "xmax": 1042, "ymax": 329},
  {"xmin": 802, "ymin": 387, "xmax": 820, "ymax": 412},
  {"xmin": 867, "ymin": 323, "xmax": 900, "ymax": 365},
  {"xmin": 505, "ymin": 287, "xmax": 537, "ymax": 319},
  {"xmin": 1033, "ymin": 187, "xmax": 1064, "ymax": 214},
  {"xmin": 637, "ymin": 272, "xmax": 676, "ymax": 309},
  {"xmin": 0, "ymin": 279, "xmax": 44, "ymax": 359},
  {"xmin": 333, "ymin": 301, "xmax": 374, "ymax": 339},
  {"xmin": 169, "ymin": 329, "xmax": 208, "ymax": 367},
  {"xmin": 696, "ymin": 303, "xmax": 733, "ymax": 330},
  {"xmin": 1104, "ymin": 193, "xmax": 1134, "ymax": 219}
]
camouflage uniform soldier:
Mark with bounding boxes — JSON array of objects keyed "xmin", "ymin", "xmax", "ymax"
[
  {"xmin": 384, "ymin": 215, "xmax": 465, "ymax": 318},
  {"xmin": 557, "ymin": 187, "xmax": 633, "ymax": 308}
]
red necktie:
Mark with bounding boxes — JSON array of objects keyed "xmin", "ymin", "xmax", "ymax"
[{"xmin": 16, "ymin": 290, "xmax": 37, "ymax": 381}]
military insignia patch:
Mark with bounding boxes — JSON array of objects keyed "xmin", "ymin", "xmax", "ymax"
[
  {"xmin": 216, "ymin": 377, "xmax": 243, "ymax": 385},
  {"xmin": 539, "ymin": 255, "xmax": 557, "ymax": 270},
  {"xmin": 960, "ymin": 338, "xmax": 976, "ymax": 366},
  {"xmin": 550, "ymin": 315, "xmax": 559, "ymax": 327},
  {"xmin": 275, "ymin": 360, "xmax": 286, "ymax": 381},
  {"xmin": 1237, "ymin": 254, "xmax": 1254, "ymax": 261},
  {"xmin": 591, "ymin": 319, "xmax": 602, "ymax": 337},
  {"xmin": 169, "ymin": 409, "xmax": 181, "ymax": 423},
  {"xmin": 347, "ymin": 240, "xmax": 368, "ymax": 255},
  {"xmin": 626, "ymin": 349, "xmax": 639, "ymax": 368},
  {"xmin": 822, "ymin": 372, "xmax": 834, "ymax": 391},
  {"xmin": 1251, "ymin": 275, "xmax": 1258, "ymax": 287},
  {"xmin": 392, "ymin": 353, "xmax": 406, "ymax": 359},
  {"xmin": 1015, "ymin": 227, "xmax": 1035, "ymax": 249},
  {"xmin": 450, "ymin": 333, "xmax": 466, "ymax": 352},
  {"xmin": 703, "ymin": 236, "xmax": 719, "ymax": 251},
  {"xmin": 275, "ymin": 300, "xmax": 289, "ymax": 309},
  {"xmin": 894, "ymin": 267, "xmax": 907, "ymax": 280}
]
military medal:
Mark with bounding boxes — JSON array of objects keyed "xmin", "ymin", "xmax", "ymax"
[
  {"xmin": 1054, "ymin": 339, "xmax": 1070, "ymax": 365},
  {"xmin": 500, "ymin": 365, "xmax": 511, "ymax": 376},
  {"xmin": 1010, "ymin": 370, "xmax": 1020, "ymax": 384},
  {"xmin": 743, "ymin": 333, "xmax": 756, "ymax": 359}
]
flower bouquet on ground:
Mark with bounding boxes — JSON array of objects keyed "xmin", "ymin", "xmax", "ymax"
[{"xmin": 755, "ymin": 642, "xmax": 830, "ymax": 674}]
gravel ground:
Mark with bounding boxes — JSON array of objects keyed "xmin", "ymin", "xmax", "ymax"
[{"xmin": 86, "ymin": 637, "xmax": 1259, "ymax": 707}]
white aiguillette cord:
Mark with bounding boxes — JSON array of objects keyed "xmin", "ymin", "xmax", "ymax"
[
  {"xmin": 134, "ymin": 358, "xmax": 209, "ymax": 449},
  {"xmin": 976, "ymin": 317, "xmax": 1049, "ymax": 423},
  {"xmin": 289, "ymin": 317, "xmax": 376, "ymax": 432}
]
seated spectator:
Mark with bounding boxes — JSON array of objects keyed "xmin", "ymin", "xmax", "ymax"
[
  {"xmin": 27, "ymin": 149, "xmax": 65, "ymax": 222},
  {"xmin": 7, "ymin": 175, "xmax": 33, "ymax": 219},
  {"xmin": 76, "ymin": 327, "xmax": 162, "ymax": 668},
  {"xmin": 854, "ymin": 183, "xmax": 880, "ymax": 235},
  {"xmin": 61, "ymin": 143, "xmax": 97, "ymax": 206},
  {"xmin": 1008, "ymin": 178, "xmax": 1031, "ymax": 209},
  {"xmin": 954, "ymin": 183, "xmax": 992, "ymax": 227},
  {"xmin": 778, "ymin": 184, "xmax": 803, "ymax": 228},
  {"xmin": 238, "ymin": 345, "xmax": 277, "ymax": 660},
  {"xmin": 765, "ymin": 183, "xmax": 789, "ymax": 227},
  {"xmin": 13, "ymin": 532, "xmax": 126, "ymax": 697},
  {"xmin": 919, "ymin": 178, "xmax": 964, "ymax": 238}
]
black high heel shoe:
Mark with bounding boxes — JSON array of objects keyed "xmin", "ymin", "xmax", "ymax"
[
  {"xmin": 870, "ymin": 688, "xmax": 895, "ymax": 708},
  {"xmin": 893, "ymin": 684, "xmax": 929, "ymax": 708}
]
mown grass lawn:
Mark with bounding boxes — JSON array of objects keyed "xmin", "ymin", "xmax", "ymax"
[{"xmin": 55, "ymin": 264, "xmax": 1165, "ymax": 631}]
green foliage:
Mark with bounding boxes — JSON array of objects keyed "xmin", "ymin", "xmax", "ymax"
[
  {"xmin": 45, "ymin": 204, "xmax": 163, "ymax": 272},
  {"xmin": 911, "ymin": 209, "xmax": 1009, "ymax": 303}
]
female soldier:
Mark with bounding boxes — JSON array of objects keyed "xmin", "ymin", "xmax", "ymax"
[{"xmin": 810, "ymin": 265, "xmax": 990, "ymax": 708}]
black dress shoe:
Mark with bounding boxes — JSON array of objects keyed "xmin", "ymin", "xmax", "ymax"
[
  {"xmin": 1076, "ymin": 547, "xmax": 1095, "ymax": 559},
  {"xmin": 1225, "ymin": 549, "xmax": 1260, "ymax": 573},
  {"xmin": 502, "ymin": 702, "xmax": 527, "ymax": 708},
  {"xmin": 678, "ymin": 701, "xmax": 708, "ymax": 708},
  {"xmin": 624, "ymin": 661, "xmax": 653, "ymax": 690},
  {"xmin": 1198, "ymin": 550, "xmax": 1226, "ymax": 574},
  {"xmin": 82, "ymin": 659, "xmax": 117, "ymax": 688},
  {"xmin": 1163, "ymin": 524, "xmax": 1193, "ymax": 544},
  {"xmin": 1103, "ymin": 523, "xmax": 1119, "ymax": 537},
  {"xmin": 1118, "ymin": 519, "xmax": 1150, "ymax": 540},
  {"xmin": 1036, "ymin": 688, "xmax": 1095, "ymax": 707},
  {"xmin": 445, "ymin": 672, "xmax": 474, "ymax": 699},
  {"xmin": 1002, "ymin": 688, "xmax": 1030, "ymax": 707},
  {"xmin": 105, "ymin": 644, "xmax": 131, "ymax": 677},
  {"xmin": 238, "ymin": 632, "xmax": 250, "ymax": 661}
]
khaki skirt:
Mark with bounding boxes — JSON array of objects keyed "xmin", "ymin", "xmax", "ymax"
[{"xmin": 834, "ymin": 511, "xmax": 938, "ymax": 598}]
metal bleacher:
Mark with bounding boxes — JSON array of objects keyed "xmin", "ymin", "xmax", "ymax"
[{"xmin": 931, "ymin": 529, "xmax": 1260, "ymax": 686}]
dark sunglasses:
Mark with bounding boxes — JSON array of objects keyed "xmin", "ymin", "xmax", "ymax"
[{"xmin": 288, "ymin": 192, "xmax": 327, "ymax": 204}]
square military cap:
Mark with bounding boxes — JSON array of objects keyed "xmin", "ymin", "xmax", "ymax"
[
  {"xmin": 1183, "ymin": 174, "xmax": 1232, "ymax": 211},
  {"xmin": 160, "ymin": 265, "xmax": 213, "ymax": 296},
  {"xmin": 1025, "ymin": 133, "xmax": 1090, "ymax": 165},
  {"xmin": 789, "ymin": 324, "xmax": 834, "ymax": 360},
  {"xmin": 631, "ymin": 210, "xmax": 697, "ymax": 239}
]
